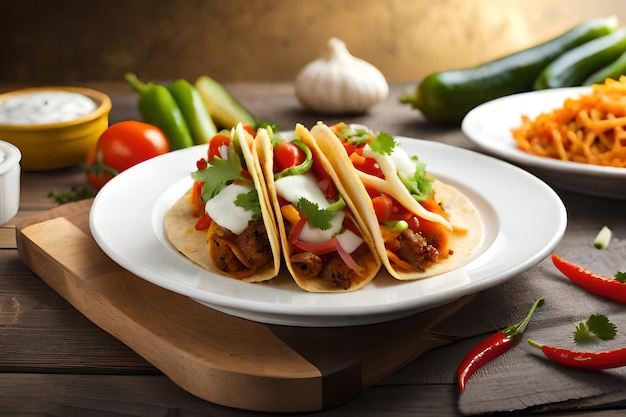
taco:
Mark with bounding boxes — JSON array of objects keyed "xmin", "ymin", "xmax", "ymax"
[
  {"xmin": 164, "ymin": 123, "xmax": 280, "ymax": 282},
  {"xmin": 254, "ymin": 124, "xmax": 381, "ymax": 292},
  {"xmin": 310, "ymin": 122, "xmax": 482, "ymax": 280}
]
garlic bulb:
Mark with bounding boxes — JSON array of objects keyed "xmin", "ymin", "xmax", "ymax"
[{"xmin": 295, "ymin": 37, "xmax": 389, "ymax": 114}]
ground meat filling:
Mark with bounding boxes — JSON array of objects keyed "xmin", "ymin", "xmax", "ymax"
[
  {"xmin": 210, "ymin": 220, "xmax": 272, "ymax": 275},
  {"xmin": 394, "ymin": 228, "xmax": 439, "ymax": 271},
  {"xmin": 289, "ymin": 244, "xmax": 371, "ymax": 290},
  {"xmin": 290, "ymin": 252, "xmax": 323, "ymax": 278},
  {"xmin": 236, "ymin": 220, "xmax": 272, "ymax": 266}
]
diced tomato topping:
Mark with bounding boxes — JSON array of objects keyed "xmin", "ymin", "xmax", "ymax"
[
  {"xmin": 371, "ymin": 192, "xmax": 410, "ymax": 222},
  {"xmin": 352, "ymin": 154, "xmax": 383, "ymax": 178},
  {"xmin": 274, "ymin": 141, "xmax": 305, "ymax": 172},
  {"xmin": 196, "ymin": 158, "xmax": 208, "ymax": 170},
  {"xmin": 194, "ymin": 213, "xmax": 212, "ymax": 230},
  {"xmin": 372, "ymin": 194, "xmax": 394, "ymax": 223},
  {"xmin": 406, "ymin": 208, "xmax": 450, "ymax": 257},
  {"xmin": 362, "ymin": 158, "xmax": 384, "ymax": 178},
  {"xmin": 277, "ymin": 195, "xmax": 290, "ymax": 207},
  {"xmin": 190, "ymin": 180, "xmax": 205, "ymax": 217},
  {"xmin": 366, "ymin": 186, "xmax": 381, "ymax": 199},
  {"xmin": 243, "ymin": 124, "xmax": 256, "ymax": 138},
  {"xmin": 241, "ymin": 169, "xmax": 252, "ymax": 180},
  {"xmin": 343, "ymin": 142, "xmax": 358, "ymax": 156},
  {"xmin": 311, "ymin": 156, "xmax": 338, "ymax": 200},
  {"xmin": 342, "ymin": 215, "xmax": 361, "ymax": 236},
  {"xmin": 407, "ymin": 215, "xmax": 421, "ymax": 233}
]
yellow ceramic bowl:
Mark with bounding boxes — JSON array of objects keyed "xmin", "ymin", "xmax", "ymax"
[{"xmin": 0, "ymin": 86, "xmax": 112, "ymax": 171}]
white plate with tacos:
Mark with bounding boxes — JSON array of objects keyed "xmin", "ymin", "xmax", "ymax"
[{"xmin": 90, "ymin": 127, "xmax": 566, "ymax": 327}]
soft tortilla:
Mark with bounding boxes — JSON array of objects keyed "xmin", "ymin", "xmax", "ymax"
[
  {"xmin": 254, "ymin": 124, "xmax": 381, "ymax": 292},
  {"xmin": 163, "ymin": 123, "xmax": 281, "ymax": 283},
  {"xmin": 310, "ymin": 122, "xmax": 483, "ymax": 280}
]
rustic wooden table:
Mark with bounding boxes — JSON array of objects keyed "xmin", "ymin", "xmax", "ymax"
[{"xmin": 1, "ymin": 82, "xmax": 626, "ymax": 416}]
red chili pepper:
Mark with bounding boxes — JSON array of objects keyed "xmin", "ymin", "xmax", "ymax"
[
  {"xmin": 457, "ymin": 298, "xmax": 544, "ymax": 392},
  {"xmin": 551, "ymin": 254, "xmax": 626, "ymax": 303},
  {"xmin": 528, "ymin": 339, "xmax": 626, "ymax": 370}
]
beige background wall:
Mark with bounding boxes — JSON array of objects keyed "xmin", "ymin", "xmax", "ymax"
[{"xmin": 2, "ymin": 0, "xmax": 626, "ymax": 86}]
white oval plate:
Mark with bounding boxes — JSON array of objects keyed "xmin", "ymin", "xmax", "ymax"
[
  {"xmin": 90, "ymin": 138, "xmax": 566, "ymax": 327},
  {"xmin": 462, "ymin": 87, "xmax": 626, "ymax": 199}
]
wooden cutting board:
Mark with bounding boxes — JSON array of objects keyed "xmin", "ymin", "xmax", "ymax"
[{"xmin": 15, "ymin": 199, "xmax": 470, "ymax": 413}]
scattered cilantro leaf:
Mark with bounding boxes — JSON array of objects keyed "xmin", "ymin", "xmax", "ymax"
[
  {"xmin": 574, "ymin": 314, "xmax": 617, "ymax": 344},
  {"xmin": 234, "ymin": 189, "xmax": 262, "ymax": 220},
  {"xmin": 297, "ymin": 198, "xmax": 336, "ymax": 230},
  {"xmin": 47, "ymin": 186, "xmax": 95, "ymax": 204},
  {"xmin": 191, "ymin": 148, "xmax": 245, "ymax": 201},
  {"xmin": 398, "ymin": 155, "xmax": 432, "ymax": 201},
  {"xmin": 615, "ymin": 271, "xmax": 626, "ymax": 283},
  {"xmin": 369, "ymin": 131, "xmax": 397, "ymax": 155}
]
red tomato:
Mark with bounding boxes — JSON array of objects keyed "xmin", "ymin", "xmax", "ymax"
[
  {"xmin": 207, "ymin": 133, "xmax": 232, "ymax": 161},
  {"xmin": 407, "ymin": 215, "xmax": 421, "ymax": 233},
  {"xmin": 343, "ymin": 142, "xmax": 357, "ymax": 156},
  {"xmin": 194, "ymin": 213, "xmax": 212, "ymax": 231},
  {"xmin": 372, "ymin": 194, "xmax": 393, "ymax": 222},
  {"xmin": 85, "ymin": 121, "xmax": 170, "ymax": 190},
  {"xmin": 242, "ymin": 124, "xmax": 257, "ymax": 137},
  {"xmin": 274, "ymin": 141, "xmax": 305, "ymax": 172},
  {"xmin": 353, "ymin": 155, "xmax": 383, "ymax": 178},
  {"xmin": 310, "ymin": 155, "xmax": 338, "ymax": 200}
]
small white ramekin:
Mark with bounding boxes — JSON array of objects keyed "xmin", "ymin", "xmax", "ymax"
[{"xmin": 0, "ymin": 140, "xmax": 21, "ymax": 224}]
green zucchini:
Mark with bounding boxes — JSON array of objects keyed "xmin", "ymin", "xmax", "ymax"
[
  {"xmin": 534, "ymin": 28, "xmax": 626, "ymax": 89},
  {"xmin": 583, "ymin": 49, "xmax": 626, "ymax": 85},
  {"xmin": 399, "ymin": 17, "xmax": 619, "ymax": 125},
  {"xmin": 195, "ymin": 75, "xmax": 257, "ymax": 130}
]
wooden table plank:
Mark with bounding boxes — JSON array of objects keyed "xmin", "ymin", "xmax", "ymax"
[{"xmin": 0, "ymin": 249, "xmax": 156, "ymax": 373}]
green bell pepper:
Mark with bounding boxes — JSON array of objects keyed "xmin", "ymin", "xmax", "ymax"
[{"xmin": 125, "ymin": 72, "xmax": 194, "ymax": 150}]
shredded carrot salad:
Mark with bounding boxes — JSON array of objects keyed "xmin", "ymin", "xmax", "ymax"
[{"xmin": 512, "ymin": 76, "xmax": 626, "ymax": 167}]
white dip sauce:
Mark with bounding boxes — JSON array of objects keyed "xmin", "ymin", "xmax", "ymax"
[
  {"xmin": 0, "ymin": 91, "xmax": 97, "ymax": 125},
  {"xmin": 0, "ymin": 149, "xmax": 5, "ymax": 165}
]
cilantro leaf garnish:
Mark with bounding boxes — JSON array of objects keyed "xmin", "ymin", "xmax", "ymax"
[
  {"xmin": 297, "ymin": 198, "xmax": 336, "ymax": 230},
  {"xmin": 234, "ymin": 189, "xmax": 262, "ymax": 220},
  {"xmin": 615, "ymin": 271, "xmax": 626, "ymax": 283},
  {"xmin": 574, "ymin": 314, "xmax": 617, "ymax": 344},
  {"xmin": 369, "ymin": 131, "xmax": 397, "ymax": 155},
  {"xmin": 399, "ymin": 155, "xmax": 432, "ymax": 201},
  {"xmin": 191, "ymin": 147, "xmax": 246, "ymax": 201}
]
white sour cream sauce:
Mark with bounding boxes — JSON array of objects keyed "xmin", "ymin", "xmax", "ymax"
[
  {"xmin": 205, "ymin": 183, "xmax": 255, "ymax": 235},
  {"xmin": 0, "ymin": 91, "xmax": 97, "ymax": 125},
  {"xmin": 274, "ymin": 172, "xmax": 364, "ymax": 254},
  {"xmin": 275, "ymin": 172, "xmax": 345, "ymax": 243}
]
